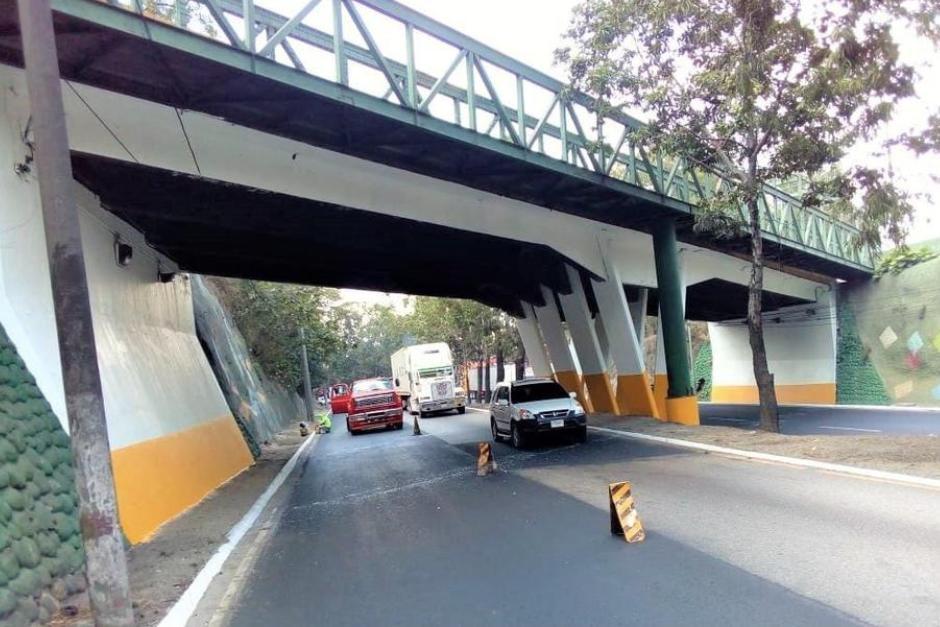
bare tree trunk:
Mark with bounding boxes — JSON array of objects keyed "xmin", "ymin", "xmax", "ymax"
[
  {"xmin": 747, "ymin": 197, "xmax": 780, "ymax": 432},
  {"xmin": 515, "ymin": 350, "xmax": 526, "ymax": 380},
  {"xmin": 484, "ymin": 351, "xmax": 492, "ymax": 402},
  {"xmin": 476, "ymin": 350, "xmax": 484, "ymax": 403}
]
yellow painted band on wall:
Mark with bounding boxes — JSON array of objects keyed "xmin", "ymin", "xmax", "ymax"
[
  {"xmin": 616, "ymin": 373, "xmax": 658, "ymax": 418},
  {"xmin": 112, "ymin": 415, "xmax": 253, "ymax": 543},
  {"xmin": 665, "ymin": 395, "xmax": 700, "ymax": 426},
  {"xmin": 583, "ymin": 372, "xmax": 619, "ymax": 414},
  {"xmin": 652, "ymin": 374, "xmax": 668, "ymax": 421},
  {"xmin": 711, "ymin": 383, "xmax": 836, "ymax": 405},
  {"xmin": 554, "ymin": 370, "xmax": 593, "ymax": 413}
]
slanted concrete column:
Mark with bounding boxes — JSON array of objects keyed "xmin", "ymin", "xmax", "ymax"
[
  {"xmin": 591, "ymin": 265, "xmax": 659, "ymax": 418},
  {"xmin": 533, "ymin": 286, "xmax": 593, "ymax": 411},
  {"xmin": 557, "ymin": 266, "xmax": 618, "ymax": 414},
  {"xmin": 516, "ymin": 302, "xmax": 552, "ymax": 378},
  {"xmin": 652, "ymin": 218, "xmax": 699, "ymax": 425}
]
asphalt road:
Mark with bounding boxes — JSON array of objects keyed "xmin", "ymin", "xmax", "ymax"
[
  {"xmin": 701, "ymin": 403, "xmax": 940, "ymax": 435},
  {"xmin": 224, "ymin": 409, "xmax": 940, "ymax": 627}
]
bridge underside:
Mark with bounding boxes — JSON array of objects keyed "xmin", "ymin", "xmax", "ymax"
[
  {"xmin": 71, "ymin": 153, "xmax": 576, "ymax": 316},
  {"xmin": 0, "ymin": 3, "xmax": 868, "ymax": 281},
  {"xmin": 73, "ymin": 153, "xmax": 810, "ymax": 321}
]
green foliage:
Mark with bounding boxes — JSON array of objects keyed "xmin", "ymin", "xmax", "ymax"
[
  {"xmin": 556, "ymin": 0, "xmax": 935, "ymax": 249},
  {"xmin": 836, "ymin": 306, "xmax": 890, "ymax": 405},
  {"xmin": 692, "ymin": 342, "xmax": 713, "ymax": 401},
  {"xmin": 874, "ymin": 245, "xmax": 938, "ymax": 278},
  {"xmin": 213, "ymin": 279, "xmax": 342, "ymax": 391}
]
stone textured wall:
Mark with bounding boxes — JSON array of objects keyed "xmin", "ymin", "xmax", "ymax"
[
  {"xmin": 692, "ymin": 342, "xmax": 713, "ymax": 401},
  {"xmin": 836, "ymin": 305, "xmax": 891, "ymax": 405},
  {"xmin": 0, "ymin": 325, "xmax": 84, "ymax": 626}
]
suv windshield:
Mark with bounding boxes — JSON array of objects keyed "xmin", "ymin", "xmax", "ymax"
[
  {"xmin": 511, "ymin": 382, "xmax": 569, "ymax": 404},
  {"xmin": 352, "ymin": 379, "xmax": 392, "ymax": 393}
]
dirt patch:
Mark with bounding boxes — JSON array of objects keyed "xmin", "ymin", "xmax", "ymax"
[
  {"xmin": 591, "ymin": 415, "xmax": 940, "ymax": 480},
  {"xmin": 50, "ymin": 429, "xmax": 307, "ymax": 626}
]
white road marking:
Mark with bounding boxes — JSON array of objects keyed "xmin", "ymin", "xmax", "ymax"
[
  {"xmin": 709, "ymin": 417, "xmax": 751, "ymax": 423},
  {"xmin": 819, "ymin": 425, "xmax": 882, "ymax": 433},
  {"xmin": 466, "ymin": 406, "xmax": 489, "ymax": 413},
  {"xmin": 159, "ymin": 433, "xmax": 319, "ymax": 627},
  {"xmin": 589, "ymin": 426, "xmax": 940, "ymax": 490}
]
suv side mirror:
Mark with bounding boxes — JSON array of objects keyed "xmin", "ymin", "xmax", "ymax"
[{"xmin": 569, "ymin": 391, "xmax": 577, "ymax": 399}]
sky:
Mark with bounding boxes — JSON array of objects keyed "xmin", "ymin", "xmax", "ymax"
[{"xmin": 320, "ymin": 0, "xmax": 939, "ymax": 303}]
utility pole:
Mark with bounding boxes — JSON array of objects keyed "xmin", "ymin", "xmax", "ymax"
[
  {"xmin": 300, "ymin": 327, "xmax": 314, "ymax": 421},
  {"xmin": 15, "ymin": 1, "xmax": 134, "ymax": 624}
]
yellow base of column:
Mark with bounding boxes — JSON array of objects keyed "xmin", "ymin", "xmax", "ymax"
[
  {"xmin": 711, "ymin": 383, "xmax": 836, "ymax": 405},
  {"xmin": 616, "ymin": 373, "xmax": 658, "ymax": 418},
  {"xmin": 652, "ymin": 374, "xmax": 668, "ymax": 421},
  {"xmin": 554, "ymin": 370, "xmax": 594, "ymax": 413},
  {"xmin": 583, "ymin": 373, "xmax": 618, "ymax": 414},
  {"xmin": 665, "ymin": 395, "xmax": 700, "ymax": 426}
]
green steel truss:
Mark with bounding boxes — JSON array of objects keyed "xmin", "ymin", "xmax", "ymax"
[{"xmin": 77, "ymin": 0, "xmax": 874, "ymax": 271}]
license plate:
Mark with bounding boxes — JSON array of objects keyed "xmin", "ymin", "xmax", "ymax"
[{"xmin": 551, "ymin": 419, "xmax": 564, "ymax": 429}]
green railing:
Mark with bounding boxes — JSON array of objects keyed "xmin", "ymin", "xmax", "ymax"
[{"xmin": 91, "ymin": 0, "xmax": 875, "ymax": 270}]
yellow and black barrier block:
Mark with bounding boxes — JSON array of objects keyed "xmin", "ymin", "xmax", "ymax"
[
  {"xmin": 477, "ymin": 442, "xmax": 497, "ymax": 476},
  {"xmin": 609, "ymin": 481, "xmax": 645, "ymax": 543}
]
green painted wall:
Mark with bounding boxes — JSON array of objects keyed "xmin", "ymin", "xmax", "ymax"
[
  {"xmin": 836, "ymin": 305, "xmax": 891, "ymax": 405},
  {"xmin": 0, "ymin": 325, "xmax": 85, "ymax": 625},
  {"xmin": 692, "ymin": 342, "xmax": 712, "ymax": 401}
]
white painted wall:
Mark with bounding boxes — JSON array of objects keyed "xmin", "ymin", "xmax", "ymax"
[
  {"xmin": 0, "ymin": 83, "xmax": 230, "ymax": 449},
  {"xmin": 709, "ymin": 298, "xmax": 837, "ymax": 388}
]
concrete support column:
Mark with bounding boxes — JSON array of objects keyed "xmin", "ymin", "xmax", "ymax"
[
  {"xmin": 652, "ymin": 310, "xmax": 668, "ymax": 420},
  {"xmin": 516, "ymin": 302, "xmax": 552, "ymax": 378},
  {"xmin": 652, "ymin": 218, "xmax": 699, "ymax": 425},
  {"xmin": 557, "ymin": 266, "xmax": 618, "ymax": 414},
  {"xmin": 591, "ymin": 266, "xmax": 659, "ymax": 418},
  {"xmin": 534, "ymin": 286, "xmax": 592, "ymax": 411}
]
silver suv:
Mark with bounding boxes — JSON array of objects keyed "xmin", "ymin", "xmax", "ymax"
[{"xmin": 490, "ymin": 378, "xmax": 587, "ymax": 448}]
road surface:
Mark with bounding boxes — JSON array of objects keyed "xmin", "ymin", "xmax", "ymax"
[
  {"xmin": 701, "ymin": 403, "xmax": 940, "ymax": 435},
  {"xmin": 221, "ymin": 409, "xmax": 940, "ymax": 626}
]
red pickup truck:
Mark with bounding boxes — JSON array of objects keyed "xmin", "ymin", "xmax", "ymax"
[{"xmin": 346, "ymin": 378, "xmax": 403, "ymax": 434}]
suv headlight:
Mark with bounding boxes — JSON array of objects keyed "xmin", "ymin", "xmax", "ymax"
[
  {"xmin": 517, "ymin": 408, "xmax": 534, "ymax": 420},
  {"xmin": 571, "ymin": 401, "xmax": 584, "ymax": 415}
]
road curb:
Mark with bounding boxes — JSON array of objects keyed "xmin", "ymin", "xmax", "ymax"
[
  {"xmin": 700, "ymin": 401, "xmax": 940, "ymax": 414},
  {"xmin": 589, "ymin": 426, "xmax": 940, "ymax": 490},
  {"xmin": 158, "ymin": 432, "xmax": 319, "ymax": 627}
]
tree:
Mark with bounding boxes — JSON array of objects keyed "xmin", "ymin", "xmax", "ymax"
[
  {"xmin": 558, "ymin": 0, "xmax": 938, "ymax": 431},
  {"xmin": 211, "ymin": 278, "xmax": 342, "ymax": 391}
]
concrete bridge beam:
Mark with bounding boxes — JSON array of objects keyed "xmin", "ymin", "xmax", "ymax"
[
  {"xmin": 652, "ymin": 219, "xmax": 699, "ymax": 425},
  {"xmin": 591, "ymin": 266, "xmax": 659, "ymax": 418},
  {"xmin": 516, "ymin": 303, "xmax": 553, "ymax": 378},
  {"xmin": 558, "ymin": 266, "xmax": 618, "ymax": 414},
  {"xmin": 533, "ymin": 286, "xmax": 592, "ymax": 411}
]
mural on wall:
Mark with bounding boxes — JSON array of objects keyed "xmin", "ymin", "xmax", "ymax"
[{"xmin": 840, "ymin": 247, "xmax": 940, "ymax": 407}]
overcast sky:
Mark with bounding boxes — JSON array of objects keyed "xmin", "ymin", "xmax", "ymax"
[{"xmin": 338, "ymin": 0, "xmax": 939, "ymax": 305}]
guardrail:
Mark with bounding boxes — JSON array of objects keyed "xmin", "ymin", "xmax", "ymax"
[{"xmin": 96, "ymin": 0, "xmax": 875, "ymax": 270}]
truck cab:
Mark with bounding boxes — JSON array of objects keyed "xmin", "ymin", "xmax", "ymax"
[{"xmin": 391, "ymin": 343, "xmax": 466, "ymax": 417}]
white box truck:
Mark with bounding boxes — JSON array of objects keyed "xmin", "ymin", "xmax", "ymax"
[{"xmin": 391, "ymin": 342, "xmax": 466, "ymax": 416}]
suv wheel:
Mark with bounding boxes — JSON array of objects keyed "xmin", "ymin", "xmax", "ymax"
[
  {"xmin": 511, "ymin": 422, "xmax": 526, "ymax": 449},
  {"xmin": 491, "ymin": 419, "xmax": 503, "ymax": 442},
  {"xmin": 574, "ymin": 426, "xmax": 587, "ymax": 444}
]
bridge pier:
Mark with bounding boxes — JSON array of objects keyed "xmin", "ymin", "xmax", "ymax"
[
  {"xmin": 591, "ymin": 265, "xmax": 659, "ymax": 418},
  {"xmin": 558, "ymin": 265, "xmax": 619, "ymax": 414},
  {"xmin": 652, "ymin": 219, "xmax": 699, "ymax": 425},
  {"xmin": 516, "ymin": 303, "xmax": 553, "ymax": 378},
  {"xmin": 533, "ymin": 286, "xmax": 592, "ymax": 411}
]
